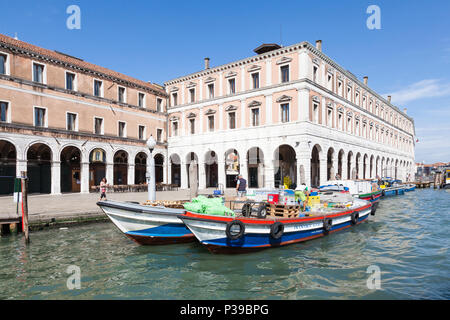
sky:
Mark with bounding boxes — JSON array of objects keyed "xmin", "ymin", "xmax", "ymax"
[{"xmin": 1, "ymin": 0, "xmax": 449, "ymax": 164}]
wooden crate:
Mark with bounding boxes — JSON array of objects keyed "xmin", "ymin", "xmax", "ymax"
[
  {"xmin": 142, "ymin": 200, "xmax": 186, "ymax": 209},
  {"xmin": 266, "ymin": 203, "xmax": 300, "ymax": 218}
]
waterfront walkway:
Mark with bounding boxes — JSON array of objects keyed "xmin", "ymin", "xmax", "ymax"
[{"xmin": 0, "ymin": 189, "xmax": 235, "ymax": 228}]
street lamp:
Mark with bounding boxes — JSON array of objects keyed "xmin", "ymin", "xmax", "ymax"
[{"xmin": 146, "ymin": 135, "xmax": 156, "ymax": 201}]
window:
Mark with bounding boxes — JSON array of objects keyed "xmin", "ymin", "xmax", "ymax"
[
  {"xmin": 338, "ymin": 113, "xmax": 343, "ymax": 130},
  {"xmin": 0, "ymin": 101, "xmax": 8, "ymax": 122},
  {"xmin": 94, "ymin": 117, "xmax": 103, "ymax": 135},
  {"xmin": 138, "ymin": 93, "xmax": 145, "ymax": 108},
  {"xmin": 313, "ymin": 103, "xmax": 319, "ymax": 124},
  {"xmin": 280, "ymin": 103, "xmax": 289, "ymax": 123},
  {"xmin": 94, "ymin": 80, "xmax": 103, "ymax": 97},
  {"xmin": 338, "ymin": 81, "xmax": 343, "ymax": 96},
  {"xmin": 313, "ymin": 66, "xmax": 318, "ymax": 82},
  {"xmin": 208, "ymin": 84, "xmax": 214, "ymax": 99},
  {"xmin": 280, "ymin": 65, "xmax": 289, "ymax": 83},
  {"xmin": 66, "ymin": 72, "xmax": 76, "ymax": 91},
  {"xmin": 228, "ymin": 112, "xmax": 236, "ymax": 129},
  {"xmin": 190, "ymin": 118, "xmax": 195, "ymax": 134},
  {"xmin": 138, "ymin": 125, "xmax": 146, "ymax": 140},
  {"xmin": 347, "ymin": 87, "xmax": 352, "ymax": 101},
  {"xmin": 327, "ymin": 74, "xmax": 332, "ymax": 90},
  {"xmin": 34, "ymin": 107, "xmax": 46, "ymax": 127},
  {"xmin": 157, "ymin": 128, "xmax": 163, "ymax": 142},
  {"xmin": 172, "ymin": 121, "xmax": 179, "ymax": 136},
  {"xmin": 355, "ymin": 92, "xmax": 359, "ymax": 105},
  {"xmin": 356, "ymin": 120, "xmax": 360, "ymax": 136},
  {"xmin": 118, "ymin": 86, "xmax": 126, "ymax": 103},
  {"xmin": 189, "ymin": 88, "xmax": 195, "ymax": 102},
  {"xmin": 118, "ymin": 121, "xmax": 126, "ymax": 137},
  {"xmin": 252, "ymin": 73, "xmax": 259, "ymax": 89},
  {"xmin": 33, "ymin": 62, "xmax": 45, "ymax": 83},
  {"xmin": 66, "ymin": 112, "xmax": 77, "ymax": 131},
  {"xmin": 327, "ymin": 109, "xmax": 332, "ymax": 126},
  {"xmin": 0, "ymin": 54, "xmax": 6, "ymax": 74},
  {"xmin": 228, "ymin": 78, "xmax": 235, "ymax": 94},
  {"xmin": 347, "ymin": 117, "xmax": 352, "ymax": 133},
  {"xmin": 172, "ymin": 93, "xmax": 178, "ymax": 106},
  {"xmin": 208, "ymin": 115, "xmax": 215, "ymax": 132},
  {"xmin": 251, "ymin": 108, "xmax": 259, "ymax": 126},
  {"xmin": 157, "ymin": 98, "xmax": 163, "ymax": 112}
]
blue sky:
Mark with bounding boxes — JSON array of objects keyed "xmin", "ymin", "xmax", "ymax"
[{"xmin": 1, "ymin": 0, "xmax": 449, "ymax": 163}]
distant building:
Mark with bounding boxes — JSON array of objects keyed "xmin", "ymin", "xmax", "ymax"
[{"xmin": 415, "ymin": 162, "xmax": 450, "ymax": 180}]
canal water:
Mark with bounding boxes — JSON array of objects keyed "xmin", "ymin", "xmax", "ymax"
[{"xmin": 0, "ymin": 188, "xmax": 448, "ymax": 300}]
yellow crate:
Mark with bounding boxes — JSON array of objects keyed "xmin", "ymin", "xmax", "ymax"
[{"xmin": 307, "ymin": 195, "xmax": 320, "ymax": 206}]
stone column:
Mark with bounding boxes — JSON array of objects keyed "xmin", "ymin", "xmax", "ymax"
[
  {"xmin": 319, "ymin": 159, "xmax": 327, "ymax": 186},
  {"xmin": 240, "ymin": 161, "xmax": 248, "ymax": 185},
  {"xmin": 80, "ymin": 162, "xmax": 90, "ymax": 193},
  {"xmin": 198, "ymin": 161, "xmax": 206, "ymax": 190},
  {"xmin": 167, "ymin": 161, "xmax": 172, "ymax": 185},
  {"xmin": 264, "ymin": 159, "xmax": 275, "ymax": 189},
  {"xmin": 51, "ymin": 161, "xmax": 61, "ymax": 195},
  {"xmin": 218, "ymin": 160, "xmax": 226, "ymax": 189},
  {"xmin": 16, "ymin": 159, "xmax": 27, "ymax": 177},
  {"xmin": 342, "ymin": 159, "xmax": 348, "ymax": 181},
  {"xmin": 163, "ymin": 160, "xmax": 168, "ymax": 184},
  {"xmin": 297, "ymin": 156, "xmax": 311, "ymax": 188},
  {"xmin": 180, "ymin": 161, "xmax": 188, "ymax": 189},
  {"xmin": 106, "ymin": 163, "xmax": 114, "ymax": 185},
  {"xmin": 127, "ymin": 163, "xmax": 135, "ymax": 186}
]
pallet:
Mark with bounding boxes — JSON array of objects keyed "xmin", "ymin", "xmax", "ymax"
[
  {"xmin": 266, "ymin": 203, "xmax": 300, "ymax": 218},
  {"xmin": 142, "ymin": 200, "xmax": 186, "ymax": 209}
]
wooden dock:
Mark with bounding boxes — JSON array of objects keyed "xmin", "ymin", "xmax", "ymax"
[
  {"xmin": 411, "ymin": 181, "xmax": 431, "ymax": 188},
  {"xmin": 0, "ymin": 215, "xmax": 21, "ymax": 236}
]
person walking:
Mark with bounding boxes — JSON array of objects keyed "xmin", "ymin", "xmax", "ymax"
[
  {"xmin": 99, "ymin": 177, "xmax": 108, "ymax": 201},
  {"xmin": 236, "ymin": 174, "xmax": 247, "ymax": 198}
]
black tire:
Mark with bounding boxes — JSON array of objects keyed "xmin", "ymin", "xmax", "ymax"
[
  {"xmin": 270, "ymin": 222, "xmax": 284, "ymax": 239},
  {"xmin": 241, "ymin": 202, "xmax": 252, "ymax": 217},
  {"xmin": 323, "ymin": 218, "xmax": 332, "ymax": 234},
  {"xmin": 225, "ymin": 220, "xmax": 245, "ymax": 240},
  {"xmin": 351, "ymin": 212, "xmax": 359, "ymax": 225},
  {"xmin": 257, "ymin": 203, "xmax": 267, "ymax": 219}
]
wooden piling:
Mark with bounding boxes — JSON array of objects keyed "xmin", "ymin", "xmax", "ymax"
[{"xmin": 21, "ymin": 171, "xmax": 30, "ymax": 244}]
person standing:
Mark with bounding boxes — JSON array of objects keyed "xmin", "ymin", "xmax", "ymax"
[
  {"xmin": 99, "ymin": 177, "xmax": 108, "ymax": 201},
  {"xmin": 236, "ymin": 174, "xmax": 247, "ymax": 198}
]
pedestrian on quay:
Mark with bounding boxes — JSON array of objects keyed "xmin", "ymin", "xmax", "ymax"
[
  {"xmin": 99, "ymin": 177, "xmax": 108, "ymax": 201},
  {"xmin": 236, "ymin": 174, "xmax": 247, "ymax": 198}
]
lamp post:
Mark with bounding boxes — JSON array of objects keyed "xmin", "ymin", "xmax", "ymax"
[{"xmin": 146, "ymin": 135, "xmax": 156, "ymax": 201}]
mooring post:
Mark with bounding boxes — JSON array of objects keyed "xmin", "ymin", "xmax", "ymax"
[{"xmin": 20, "ymin": 171, "xmax": 30, "ymax": 244}]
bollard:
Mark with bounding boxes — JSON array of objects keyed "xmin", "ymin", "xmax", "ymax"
[{"xmin": 20, "ymin": 171, "xmax": 30, "ymax": 244}]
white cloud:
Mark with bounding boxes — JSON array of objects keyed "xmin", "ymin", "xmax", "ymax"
[{"xmin": 383, "ymin": 79, "xmax": 450, "ymax": 105}]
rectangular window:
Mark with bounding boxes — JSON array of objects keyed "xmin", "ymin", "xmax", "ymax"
[
  {"xmin": 252, "ymin": 73, "xmax": 259, "ymax": 89},
  {"xmin": 94, "ymin": 117, "xmax": 103, "ymax": 135},
  {"xmin": 228, "ymin": 78, "xmax": 235, "ymax": 94},
  {"xmin": 67, "ymin": 112, "xmax": 77, "ymax": 131},
  {"xmin": 327, "ymin": 74, "xmax": 332, "ymax": 90},
  {"xmin": 172, "ymin": 93, "xmax": 178, "ymax": 106},
  {"xmin": 229, "ymin": 112, "xmax": 236, "ymax": 129},
  {"xmin": 280, "ymin": 103, "xmax": 289, "ymax": 123},
  {"xmin": 208, "ymin": 115, "xmax": 215, "ymax": 132},
  {"xmin": 157, "ymin": 98, "xmax": 163, "ymax": 112},
  {"xmin": 280, "ymin": 65, "xmax": 289, "ymax": 83},
  {"xmin": 338, "ymin": 113, "xmax": 343, "ymax": 130},
  {"xmin": 338, "ymin": 81, "xmax": 343, "ymax": 96},
  {"xmin": 0, "ymin": 101, "xmax": 8, "ymax": 122},
  {"xmin": 208, "ymin": 84, "xmax": 214, "ymax": 99},
  {"xmin": 118, "ymin": 121, "xmax": 126, "ymax": 137},
  {"xmin": 251, "ymin": 108, "xmax": 259, "ymax": 127},
  {"xmin": 138, "ymin": 93, "xmax": 145, "ymax": 108},
  {"xmin": 66, "ymin": 72, "xmax": 75, "ymax": 91},
  {"xmin": 189, "ymin": 88, "xmax": 195, "ymax": 102},
  {"xmin": 190, "ymin": 118, "xmax": 195, "ymax": 134},
  {"xmin": 33, "ymin": 63, "xmax": 45, "ymax": 83},
  {"xmin": 327, "ymin": 109, "xmax": 332, "ymax": 126},
  {"xmin": 313, "ymin": 103, "xmax": 319, "ymax": 124},
  {"xmin": 0, "ymin": 54, "xmax": 6, "ymax": 75},
  {"xmin": 157, "ymin": 128, "xmax": 163, "ymax": 142},
  {"xmin": 94, "ymin": 80, "xmax": 103, "ymax": 97},
  {"xmin": 313, "ymin": 66, "xmax": 318, "ymax": 82},
  {"xmin": 172, "ymin": 121, "xmax": 178, "ymax": 136},
  {"xmin": 118, "ymin": 87, "xmax": 126, "ymax": 103},
  {"xmin": 138, "ymin": 125, "xmax": 145, "ymax": 140},
  {"xmin": 34, "ymin": 107, "xmax": 46, "ymax": 127}
]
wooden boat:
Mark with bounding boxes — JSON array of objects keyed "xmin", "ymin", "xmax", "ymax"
[
  {"xmin": 97, "ymin": 200, "xmax": 194, "ymax": 245},
  {"xmin": 178, "ymin": 196, "xmax": 372, "ymax": 254},
  {"xmin": 403, "ymin": 184, "xmax": 416, "ymax": 192}
]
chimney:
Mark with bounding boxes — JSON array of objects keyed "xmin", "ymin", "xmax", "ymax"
[
  {"xmin": 315, "ymin": 40, "xmax": 322, "ymax": 51},
  {"xmin": 387, "ymin": 95, "xmax": 392, "ymax": 103},
  {"xmin": 403, "ymin": 108, "xmax": 407, "ymax": 114},
  {"xmin": 363, "ymin": 76, "xmax": 368, "ymax": 85},
  {"xmin": 204, "ymin": 57, "xmax": 210, "ymax": 70}
]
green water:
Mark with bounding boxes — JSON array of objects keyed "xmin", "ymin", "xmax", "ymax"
[{"xmin": 0, "ymin": 189, "xmax": 449, "ymax": 299}]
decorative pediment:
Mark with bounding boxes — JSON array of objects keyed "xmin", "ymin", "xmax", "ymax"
[
  {"xmin": 204, "ymin": 77, "xmax": 216, "ymax": 83},
  {"xmin": 362, "ymin": 118, "xmax": 368, "ymax": 124},
  {"xmin": 312, "ymin": 96, "xmax": 320, "ymax": 103},
  {"xmin": 355, "ymin": 115, "xmax": 361, "ymax": 121},
  {"xmin": 186, "ymin": 81, "xmax": 197, "ymax": 88},
  {"xmin": 337, "ymin": 74, "xmax": 343, "ymax": 80},
  {"xmin": 327, "ymin": 68, "xmax": 335, "ymax": 74},
  {"xmin": 169, "ymin": 116, "xmax": 179, "ymax": 121},
  {"xmin": 326, "ymin": 102, "xmax": 333, "ymax": 109},
  {"xmin": 347, "ymin": 81, "xmax": 353, "ymax": 87},
  {"xmin": 247, "ymin": 65, "xmax": 261, "ymax": 72},
  {"xmin": 205, "ymin": 109, "xmax": 216, "ymax": 115},
  {"xmin": 248, "ymin": 100, "xmax": 262, "ymax": 108},
  {"xmin": 369, "ymin": 121, "xmax": 374, "ymax": 126},
  {"xmin": 170, "ymin": 86, "xmax": 179, "ymax": 92},
  {"xmin": 375, "ymin": 124, "xmax": 379, "ymax": 129},
  {"xmin": 276, "ymin": 95, "xmax": 292, "ymax": 103},
  {"xmin": 225, "ymin": 105, "xmax": 238, "ymax": 112},
  {"xmin": 347, "ymin": 111, "xmax": 353, "ymax": 117},
  {"xmin": 312, "ymin": 58, "xmax": 320, "ymax": 66},
  {"xmin": 186, "ymin": 112, "xmax": 197, "ymax": 119},
  {"xmin": 337, "ymin": 106, "xmax": 344, "ymax": 113},
  {"xmin": 225, "ymin": 71, "xmax": 237, "ymax": 78},
  {"xmin": 276, "ymin": 56, "xmax": 292, "ymax": 65}
]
